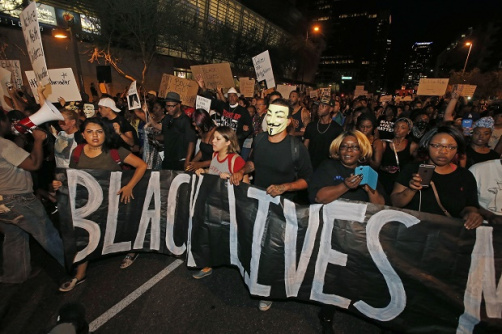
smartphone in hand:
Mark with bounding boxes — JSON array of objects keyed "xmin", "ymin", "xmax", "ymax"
[
  {"xmin": 355, "ymin": 165, "xmax": 378, "ymax": 190},
  {"xmin": 417, "ymin": 164, "xmax": 435, "ymax": 187}
]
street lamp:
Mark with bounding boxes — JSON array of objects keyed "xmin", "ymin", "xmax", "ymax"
[
  {"xmin": 52, "ymin": 26, "xmax": 85, "ymax": 91},
  {"xmin": 462, "ymin": 42, "xmax": 473, "ymax": 76},
  {"xmin": 306, "ymin": 25, "xmax": 320, "ymax": 41}
]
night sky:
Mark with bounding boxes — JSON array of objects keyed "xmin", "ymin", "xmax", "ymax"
[{"xmin": 241, "ymin": 0, "xmax": 502, "ymax": 90}]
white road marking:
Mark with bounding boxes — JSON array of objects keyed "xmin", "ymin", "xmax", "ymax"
[{"xmin": 89, "ymin": 259, "xmax": 184, "ymax": 332}]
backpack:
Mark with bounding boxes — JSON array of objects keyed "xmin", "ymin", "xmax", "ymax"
[{"xmin": 71, "ymin": 144, "xmax": 130, "ymax": 170}]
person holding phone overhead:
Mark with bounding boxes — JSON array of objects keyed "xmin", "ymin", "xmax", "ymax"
[{"xmin": 391, "ymin": 126, "xmax": 483, "ymax": 229}]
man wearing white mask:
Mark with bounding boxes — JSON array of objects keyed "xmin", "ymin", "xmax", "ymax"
[{"xmin": 230, "ymin": 98, "xmax": 313, "ymax": 312}]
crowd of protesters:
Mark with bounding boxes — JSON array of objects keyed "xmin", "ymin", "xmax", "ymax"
[{"xmin": 1, "ymin": 75, "xmax": 502, "ymax": 334}]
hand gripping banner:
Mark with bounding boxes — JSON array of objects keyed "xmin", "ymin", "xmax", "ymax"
[{"xmin": 57, "ymin": 169, "xmax": 502, "ymax": 333}]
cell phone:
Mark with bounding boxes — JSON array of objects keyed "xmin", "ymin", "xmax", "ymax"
[
  {"xmin": 461, "ymin": 119, "xmax": 473, "ymax": 136},
  {"xmin": 417, "ymin": 164, "xmax": 435, "ymax": 187},
  {"xmin": 355, "ymin": 165, "xmax": 378, "ymax": 190}
]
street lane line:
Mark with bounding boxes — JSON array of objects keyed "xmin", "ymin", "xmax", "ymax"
[{"xmin": 89, "ymin": 259, "xmax": 184, "ymax": 332}]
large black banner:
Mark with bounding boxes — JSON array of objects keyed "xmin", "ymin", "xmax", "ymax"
[{"xmin": 58, "ymin": 169, "xmax": 502, "ymax": 333}]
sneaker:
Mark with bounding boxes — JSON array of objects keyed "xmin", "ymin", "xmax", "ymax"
[
  {"xmin": 192, "ymin": 267, "xmax": 213, "ymax": 279},
  {"xmin": 59, "ymin": 276, "xmax": 86, "ymax": 292},
  {"xmin": 259, "ymin": 300, "xmax": 273, "ymax": 311}
]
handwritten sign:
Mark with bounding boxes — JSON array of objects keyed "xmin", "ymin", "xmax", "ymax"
[
  {"xmin": 158, "ymin": 74, "xmax": 199, "ymax": 107},
  {"xmin": 309, "ymin": 90, "xmax": 318, "ymax": 98},
  {"xmin": 190, "ymin": 63, "xmax": 234, "ymax": 91},
  {"xmin": 127, "ymin": 81, "xmax": 141, "ymax": 110},
  {"xmin": 252, "ymin": 50, "xmax": 275, "ymax": 89},
  {"xmin": 319, "ymin": 87, "xmax": 331, "ymax": 97},
  {"xmin": 0, "ymin": 67, "xmax": 13, "ymax": 111},
  {"xmin": 26, "ymin": 68, "xmax": 81, "ymax": 104},
  {"xmin": 276, "ymin": 84, "xmax": 297, "ymax": 99},
  {"xmin": 0, "ymin": 60, "xmax": 23, "ymax": 89},
  {"xmin": 195, "ymin": 95, "xmax": 212, "ymax": 112},
  {"xmin": 380, "ymin": 95, "xmax": 393, "ymax": 103},
  {"xmin": 455, "ymin": 84, "xmax": 477, "ymax": 97},
  {"xmin": 239, "ymin": 77, "xmax": 255, "ymax": 98},
  {"xmin": 21, "ymin": 2, "xmax": 49, "ymax": 86},
  {"xmin": 417, "ymin": 78, "xmax": 449, "ymax": 96}
]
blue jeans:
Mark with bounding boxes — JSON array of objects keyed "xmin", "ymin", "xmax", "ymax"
[{"xmin": 0, "ymin": 193, "xmax": 64, "ymax": 283}]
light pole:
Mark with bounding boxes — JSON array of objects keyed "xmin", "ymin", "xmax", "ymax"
[
  {"xmin": 52, "ymin": 27, "xmax": 85, "ymax": 91},
  {"xmin": 302, "ymin": 25, "xmax": 321, "ymax": 83},
  {"xmin": 462, "ymin": 42, "xmax": 473, "ymax": 76}
]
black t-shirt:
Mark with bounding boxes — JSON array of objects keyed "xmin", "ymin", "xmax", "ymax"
[
  {"xmin": 304, "ymin": 120, "xmax": 343, "ymax": 171},
  {"xmin": 377, "ymin": 116, "xmax": 395, "ymax": 140},
  {"xmin": 213, "ymin": 100, "xmax": 252, "ymax": 145},
  {"xmin": 308, "ymin": 159, "xmax": 387, "ymax": 204},
  {"xmin": 395, "ymin": 163, "xmax": 479, "ymax": 218},
  {"xmin": 464, "ymin": 146, "xmax": 500, "ymax": 169},
  {"xmin": 104, "ymin": 114, "xmax": 137, "ymax": 150},
  {"xmin": 161, "ymin": 113, "xmax": 197, "ymax": 166},
  {"xmin": 250, "ymin": 133, "xmax": 313, "ymax": 190}
]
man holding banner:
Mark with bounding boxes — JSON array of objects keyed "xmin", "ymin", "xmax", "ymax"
[{"xmin": 230, "ymin": 98, "xmax": 313, "ymax": 311}]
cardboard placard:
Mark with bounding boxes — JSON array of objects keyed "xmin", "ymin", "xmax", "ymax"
[
  {"xmin": 380, "ymin": 95, "xmax": 393, "ymax": 103},
  {"xmin": 21, "ymin": 2, "xmax": 49, "ymax": 86},
  {"xmin": 158, "ymin": 74, "xmax": 199, "ymax": 107},
  {"xmin": 319, "ymin": 87, "xmax": 331, "ymax": 97},
  {"xmin": 190, "ymin": 63, "xmax": 234, "ymax": 91},
  {"xmin": 127, "ymin": 81, "xmax": 141, "ymax": 110},
  {"xmin": 0, "ymin": 67, "xmax": 13, "ymax": 111},
  {"xmin": 195, "ymin": 95, "xmax": 211, "ymax": 112},
  {"xmin": 239, "ymin": 77, "xmax": 255, "ymax": 98},
  {"xmin": 26, "ymin": 68, "xmax": 81, "ymax": 104},
  {"xmin": 276, "ymin": 84, "xmax": 297, "ymax": 99},
  {"xmin": 0, "ymin": 60, "xmax": 23, "ymax": 89},
  {"xmin": 455, "ymin": 84, "xmax": 477, "ymax": 97},
  {"xmin": 417, "ymin": 78, "xmax": 449, "ymax": 96},
  {"xmin": 252, "ymin": 50, "xmax": 275, "ymax": 89},
  {"xmin": 402, "ymin": 95, "xmax": 413, "ymax": 102},
  {"xmin": 309, "ymin": 90, "xmax": 318, "ymax": 98}
]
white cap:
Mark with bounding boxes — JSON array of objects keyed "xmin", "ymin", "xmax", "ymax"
[{"xmin": 98, "ymin": 97, "xmax": 121, "ymax": 112}]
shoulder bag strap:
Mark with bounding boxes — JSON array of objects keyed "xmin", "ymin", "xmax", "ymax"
[{"xmin": 430, "ymin": 181, "xmax": 452, "ymax": 217}]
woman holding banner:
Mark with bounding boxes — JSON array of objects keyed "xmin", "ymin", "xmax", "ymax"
[
  {"xmin": 308, "ymin": 130, "xmax": 386, "ymax": 334},
  {"xmin": 53, "ymin": 117, "xmax": 147, "ymax": 292}
]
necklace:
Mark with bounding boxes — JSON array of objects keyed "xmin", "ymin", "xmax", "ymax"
[{"xmin": 317, "ymin": 119, "xmax": 331, "ymax": 134}]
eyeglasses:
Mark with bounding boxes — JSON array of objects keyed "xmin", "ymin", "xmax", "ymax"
[
  {"xmin": 339, "ymin": 145, "xmax": 360, "ymax": 151},
  {"xmin": 429, "ymin": 143, "xmax": 458, "ymax": 151},
  {"xmin": 166, "ymin": 104, "xmax": 178, "ymax": 109}
]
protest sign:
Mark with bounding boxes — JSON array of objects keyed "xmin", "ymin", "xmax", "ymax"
[
  {"xmin": 127, "ymin": 81, "xmax": 141, "ymax": 110},
  {"xmin": 158, "ymin": 74, "xmax": 199, "ymax": 107},
  {"xmin": 58, "ymin": 169, "xmax": 502, "ymax": 334},
  {"xmin": 417, "ymin": 78, "xmax": 449, "ymax": 96},
  {"xmin": 195, "ymin": 95, "xmax": 211, "ymax": 112},
  {"xmin": 455, "ymin": 84, "xmax": 477, "ymax": 97},
  {"xmin": 239, "ymin": 77, "xmax": 255, "ymax": 98},
  {"xmin": 252, "ymin": 50, "xmax": 275, "ymax": 89},
  {"xmin": 309, "ymin": 90, "xmax": 318, "ymax": 98},
  {"xmin": 380, "ymin": 95, "xmax": 392, "ymax": 103},
  {"xmin": 354, "ymin": 85, "xmax": 368, "ymax": 98},
  {"xmin": 0, "ymin": 60, "xmax": 23, "ymax": 89},
  {"xmin": 401, "ymin": 95, "xmax": 413, "ymax": 101},
  {"xmin": 276, "ymin": 84, "xmax": 297, "ymax": 99},
  {"xmin": 26, "ymin": 68, "xmax": 81, "ymax": 104},
  {"xmin": 0, "ymin": 67, "xmax": 13, "ymax": 111},
  {"xmin": 21, "ymin": 2, "xmax": 49, "ymax": 86},
  {"xmin": 319, "ymin": 87, "xmax": 331, "ymax": 97},
  {"xmin": 190, "ymin": 63, "xmax": 234, "ymax": 91}
]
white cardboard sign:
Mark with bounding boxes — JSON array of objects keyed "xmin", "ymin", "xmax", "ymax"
[
  {"xmin": 196, "ymin": 95, "xmax": 211, "ymax": 112},
  {"xmin": 252, "ymin": 50, "xmax": 275, "ymax": 89},
  {"xmin": 277, "ymin": 84, "xmax": 297, "ymax": 99},
  {"xmin": 127, "ymin": 81, "xmax": 141, "ymax": 110},
  {"xmin": 0, "ymin": 60, "xmax": 23, "ymax": 89},
  {"xmin": 417, "ymin": 78, "xmax": 449, "ymax": 96},
  {"xmin": 26, "ymin": 68, "xmax": 81, "ymax": 104},
  {"xmin": 21, "ymin": 2, "xmax": 49, "ymax": 86}
]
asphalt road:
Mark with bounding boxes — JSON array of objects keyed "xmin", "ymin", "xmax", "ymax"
[{"xmin": 0, "ymin": 241, "xmax": 384, "ymax": 334}]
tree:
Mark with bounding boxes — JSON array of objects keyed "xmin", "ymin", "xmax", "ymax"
[{"xmin": 449, "ymin": 68, "xmax": 502, "ymax": 99}]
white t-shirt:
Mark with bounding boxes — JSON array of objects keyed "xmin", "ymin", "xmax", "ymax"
[
  {"xmin": 0, "ymin": 137, "xmax": 32, "ymax": 195},
  {"xmin": 469, "ymin": 159, "xmax": 502, "ymax": 215},
  {"xmin": 488, "ymin": 127, "xmax": 502, "ymax": 149}
]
